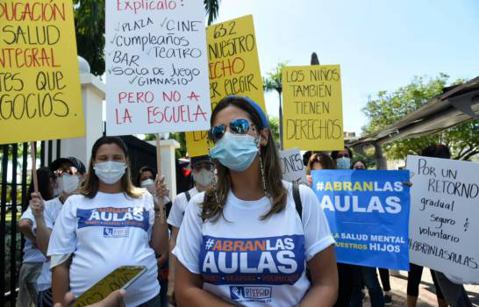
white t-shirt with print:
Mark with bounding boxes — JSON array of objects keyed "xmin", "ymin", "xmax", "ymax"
[
  {"xmin": 167, "ymin": 187, "xmax": 199, "ymax": 228},
  {"xmin": 48, "ymin": 192, "xmax": 160, "ymax": 307},
  {"xmin": 32, "ymin": 197, "xmax": 63, "ymax": 291},
  {"xmin": 173, "ymin": 182, "xmax": 334, "ymax": 307},
  {"xmin": 20, "ymin": 208, "xmax": 46, "ymax": 263}
]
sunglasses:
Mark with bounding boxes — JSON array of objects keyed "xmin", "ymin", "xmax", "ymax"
[{"xmin": 208, "ymin": 118, "xmax": 254, "ymax": 142}]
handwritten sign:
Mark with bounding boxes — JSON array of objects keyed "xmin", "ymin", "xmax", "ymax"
[
  {"xmin": 279, "ymin": 149, "xmax": 307, "ymax": 185},
  {"xmin": 313, "ymin": 170, "xmax": 410, "ymax": 270},
  {"xmin": 185, "ymin": 130, "xmax": 209, "ymax": 157},
  {"xmin": 0, "ymin": 0, "xmax": 84, "ymax": 144},
  {"xmin": 105, "ymin": 0, "xmax": 211, "ymax": 136},
  {"xmin": 75, "ymin": 265, "xmax": 145, "ymax": 306},
  {"xmin": 407, "ymin": 156, "xmax": 479, "ymax": 283},
  {"xmin": 282, "ymin": 65, "xmax": 344, "ymax": 151},
  {"xmin": 184, "ymin": 15, "xmax": 266, "ymax": 155}
]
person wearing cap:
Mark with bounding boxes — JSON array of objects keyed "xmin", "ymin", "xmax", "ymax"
[
  {"xmin": 168, "ymin": 155, "xmax": 215, "ymax": 249},
  {"xmin": 29, "ymin": 157, "xmax": 86, "ymax": 307},
  {"xmin": 173, "ymin": 96, "xmax": 338, "ymax": 306}
]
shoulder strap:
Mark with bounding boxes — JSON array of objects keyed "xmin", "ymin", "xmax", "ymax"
[
  {"xmin": 293, "ymin": 182, "xmax": 302, "ymax": 221},
  {"xmin": 185, "ymin": 190, "xmax": 191, "ymax": 202}
]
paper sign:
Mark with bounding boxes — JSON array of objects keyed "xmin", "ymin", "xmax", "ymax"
[
  {"xmin": 313, "ymin": 170, "xmax": 410, "ymax": 270},
  {"xmin": 105, "ymin": 0, "xmax": 211, "ymax": 136},
  {"xmin": 185, "ymin": 15, "xmax": 266, "ymax": 156},
  {"xmin": 0, "ymin": 0, "xmax": 84, "ymax": 144},
  {"xmin": 407, "ymin": 156, "xmax": 479, "ymax": 283},
  {"xmin": 282, "ymin": 65, "xmax": 344, "ymax": 151},
  {"xmin": 185, "ymin": 130, "xmax": 209, "ymax": 157},
  {"xmin": 279, "ymin": 149, "xmax": 307, "ymax": 185},
  {"xmin": 74, "ymin": 265, "xmax": 145, "ymax": 306}
]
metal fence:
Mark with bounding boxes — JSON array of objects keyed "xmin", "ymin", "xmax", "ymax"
[{"xmin": 0, "ymin": 140, "xmax": 60, "ymax": 305}]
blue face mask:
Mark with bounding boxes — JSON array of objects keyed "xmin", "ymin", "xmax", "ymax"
[
  {"xmin": 210, "ymin": 132, "xmax": 258, "ymax": 172},
  {"xmin": 336, "ymin": 157, "xmax": 351, "ymax": 169}
]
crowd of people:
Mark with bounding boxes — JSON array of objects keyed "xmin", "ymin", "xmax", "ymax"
[{"xmin": 16, "ymin": 96, "xmax": 473, "ymax": 307}]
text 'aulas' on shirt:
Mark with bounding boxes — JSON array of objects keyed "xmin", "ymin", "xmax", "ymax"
[{"xmin": 173, "ymin": 181, "xmax": 335, "ymax": 306}]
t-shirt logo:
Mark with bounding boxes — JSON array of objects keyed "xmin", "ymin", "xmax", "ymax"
[
  {"xmin": 200, "ymin": 235, "xmax": 305, "ymax": 286},
  {"xmin": 77, "ymin": 207, "xmax": 149, "ymax": 231},
  {"xmin": 229, "ymin": 286, "xmax": 272, "ymax": 303}
]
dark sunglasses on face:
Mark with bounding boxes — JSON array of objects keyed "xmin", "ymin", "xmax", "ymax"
[{"xmin": 208, "ymin": 118, "xmax": 254, "ymax": 142}]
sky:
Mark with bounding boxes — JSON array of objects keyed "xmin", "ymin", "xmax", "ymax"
[{"xmin": 214, "ymin": 0, "xmax": 479, "ymax": 135}]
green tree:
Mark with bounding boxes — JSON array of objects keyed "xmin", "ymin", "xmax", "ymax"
[
  {"xmin": 362, "ymin": 74, "xmax": 479, "ymax": 160},
  {"xmin": 74, "ymin": 0, "xmax": 221, "ymax": 75},
  {"xmin": 263, "ymin": 62, "xmax": 287, "ymax": 148}
]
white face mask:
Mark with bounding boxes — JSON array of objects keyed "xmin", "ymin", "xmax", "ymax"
[
  {"xmin": 192, "ymin": 168, "xmax": 215, "ymax": 187},
  {"xmin": 59, "ymin": 174, "xmax": 80, "ymax": 194},
  {"xmin": 140, "ymin": 178, "xmax": 156, "ymax": 195},
  {"xmin": 93, "ymin": 161, "xmax": 126, "ymax": 184}
]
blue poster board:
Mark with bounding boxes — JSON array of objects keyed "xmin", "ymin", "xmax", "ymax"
[{"xmin": 312, "ymin": 170, "xmax": 410, "ymax": 270}]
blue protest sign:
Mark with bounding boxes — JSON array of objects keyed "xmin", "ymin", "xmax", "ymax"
[{"xmin": 312, "ymin": 170, "xmax": 410, "ymax": 270}]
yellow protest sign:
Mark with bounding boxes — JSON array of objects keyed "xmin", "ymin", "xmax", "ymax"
[
  {"xmin": 0, "ymin": 0, "xmax": 84, "ymax": 145},
  {"xmin": 185, "ymin": 15, "xmax": 266, "ymax": 156},
  {"xmin": 74, "ymin": 265, "xmax": 145, "ymax": 306},
  {"xmin": 185, "ymin": 130, "xmax": 209, "ymax": 157},
  {"xmin": 282, "ymin": 65, "xmax": 344, "ymax": 151}
]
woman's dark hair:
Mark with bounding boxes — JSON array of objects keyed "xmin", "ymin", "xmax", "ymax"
[
  {"xmin": 27, "ymin": 167, "xmax": 54, "ymax": 202},
  {"xmin": 80, "ymin": 136, "xmax": 142, "ymax": 199},
  {"xmin": 421, "ymin": 144, "xmax": 451, "ymax": 159},
  {"xmin": 136, "ymin": 166, "xmax": 156, "ymax": 186},
  {"xmin": 202, "ymin": 96, "xmax": 287, "ymax": 221},
  {"xmin": 351, "ymin": 159, "xmax": 368, "ymax": 169},
  {"xmin": 306, "ymin": 153, "xmax": 335, "ymax": 174},
  {"xmin": 331, "ymin": 147, "xmax": 353, "ymax": 160}
]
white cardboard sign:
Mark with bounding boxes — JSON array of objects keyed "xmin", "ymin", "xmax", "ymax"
[
  {"xmin": 407, "ymin": 155, "xmax": 479, "ymax": 283},
  {"xmin": 279, "ymin": 149, "xmax": 307, "ymax": 185},
  {"xmin": 106, "ymin": 0, "xmax": 211, "ymax": 135}
]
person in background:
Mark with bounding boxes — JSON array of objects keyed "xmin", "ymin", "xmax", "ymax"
[
  {"xmin": 30, "ymin": 157, "xmax": 86, "ymax": 307},
  {"xmin": 47, "ymin": 136, "xmax": 169, "ymax": 306},
  {"xmin": 419, "ymin": 144, "xmax": 472, "ymax": 307},
  {"xmin": 137, "ymin": 166, "xmax": 170, "ymax": 307},
  {"xmin": 167, "ymin": 155, "xmax": 215, "ymax": 249},
  {"xmin": 306, "ymin": 152, "xmax": 335, "ymax": 186},
  {"xmin": 349, "ymin": 159, "xmax": 385, "ymax": 307},
  {"xmin": 331, "ymin": 147, "xmax": 357, "ymax": 307},
  {"xmin": 174, "ymin": 96, "xmax": 338, "ymax": 306},
  {"xmin": 17, "ymin": 167, "xmax": 54, "ymax": 307}
]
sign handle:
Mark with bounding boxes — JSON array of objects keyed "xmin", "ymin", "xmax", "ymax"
[
  {"xmin": 30, "ymin": 142, "xmax": 38, "ymax": 193},
  {"xmin": 155, "ymin": 134, "xmax": 166, "ymax": 224}
]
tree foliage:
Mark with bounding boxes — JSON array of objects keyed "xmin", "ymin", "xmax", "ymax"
[
  {"xmin": 362, "ymin": 74, "xmax": 479, "ymax": 160},
  {"xmin": 73, "ymin": 0, "xmax": 220, "ymax": 75}
]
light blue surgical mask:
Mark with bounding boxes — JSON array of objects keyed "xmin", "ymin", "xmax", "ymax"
[
  {"xmin": 210, "ymin": 132, "xmax": 258, "ymax": 172},
  {"xmin": 336, "ymin": 157, "xmax": 351, "ymax": 169}
]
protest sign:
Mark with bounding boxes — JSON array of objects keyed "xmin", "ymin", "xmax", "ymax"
[
  {"xmin": 407, "ymin": 156, "xmax": 479, "ymax": 283},
  {"xmin": 312, "ymin": 170, "xmax": 410, "ymax": 270},
  {"xmin": 282, "ymin": 65, "xmax": 343, "ymax": 151},
  {"xmin": 105, "ymin": 0, "xmax": 211, "ymax": 136},
  {"xmin": 0, "ymin": 0, "xmax": 85, "ymax": 144},
  {"xmin": 279, "ymin": 149, "xmax": 307, "ymax": 185},
  {"xmin": 184, "ymin": 15, "xmax": 266, "ymax": 155},
  {"xmin": 185, "ymin": 130, "xmax": 209, "ymax": 157}
]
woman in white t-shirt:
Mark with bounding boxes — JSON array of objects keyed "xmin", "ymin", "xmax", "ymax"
[
  {"xmin": 48, "ymin": 136, "xmax": 169, "ymax": 306},
  {"xmin": 173, "ymin": 96, "xmax": 338, "ymax": 306}
]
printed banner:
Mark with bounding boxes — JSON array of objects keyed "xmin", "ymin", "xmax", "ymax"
[
  {"xmin": 0, "ymin": 0, "xmax": 84, "ymax": 144},
  {"xmin": 407, "ymin": 156, "xmax": 479, "ymax": 283},
  {"xmin": 282, "ymin": 65, "xmax": 344, "ymax": 151},
  {"xmin": 279, "ymin": 149, "xmax": 307, "ymax": 185},
  {"xmin": 105, "ymin": 0, "xmax": 211, "ymax": 135},
  {"xmin": 312, "ymin": 170, "xmax": 410, "ymax": 270},
  {"xmin": 185, "ymin": 15, "xmax": 266, "ymax": 155}
]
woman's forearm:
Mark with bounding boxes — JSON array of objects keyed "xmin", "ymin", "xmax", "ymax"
[
  {"xmin": 151, "ymin": 214, "xmax": 169, "ymax": 255},
  {"xmin": 52, "ymin": 263, "xmax": 70, "ymax": 305},
  {"xmin": 300, "ymin": 283, "xmax": 338, "ymax": 307}
]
